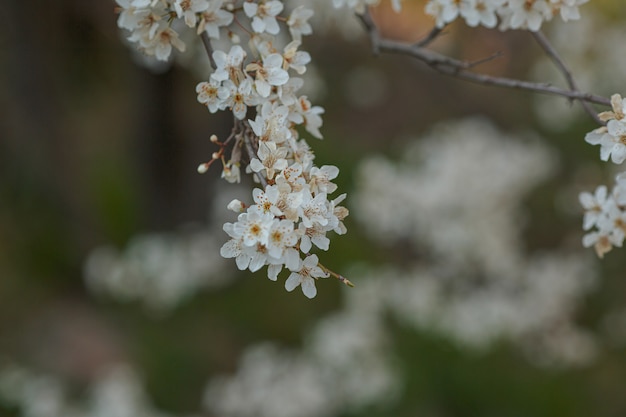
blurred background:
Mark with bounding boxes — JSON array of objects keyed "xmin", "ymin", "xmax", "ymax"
[{"xmin": 2, "ymin": 0, "xmax": 626, "ymax": 416}]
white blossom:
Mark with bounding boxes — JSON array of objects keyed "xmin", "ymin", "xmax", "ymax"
[
  {"xmin": 579, "ymin": 185, "xmax": 609, "ymax": 230},
  {"xmin": 249, "ymin": 141, "xmax": 289, "ymax": 180},
  {"xmin": 267, "ymin": 219, "xmax": 298, "ymax": 259},
  {"xmin": 233, "ymin": 208, "xmax": 275, "ymax": 247},
  {"xmin": 282, "ymin": 41, "xmax": 310, "ymax": 75},
  {"xmin": 218, "ymin": 77, "xmax": 257, "ymax": 120},
  {"xmin": 196, "ymin": 78, "xmax": 224, "ymax": 113},
  {"xmin": 197, "ymin": 0, "xmax": 234, "ymax": 38},
  {"xmin": 287, "ymin": 6, "xmax": 314, "ymax": 41},
  {"xmin": 243, "ymin": 0, "xmax": 284, "ymax": 34},
  {"xmin": 504, "ymin": 0, "xmax": 552, "ymax": 31},
  {"xmin": 246, "ymin": 53, "xmax": 290, "ymax": 98},
  {"xmin": 173, "ymin": 0, "xmax": 209, "ymax": 27},
  {"xmin": 211, "ymin": 44, "xmax": 246, "ymax": 82},
  {"xmin": 285, "ymin": 254, "xmax": 328, "ymax": 298}
]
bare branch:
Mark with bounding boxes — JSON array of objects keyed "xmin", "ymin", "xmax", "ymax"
[
  {"xmin": 414, "ymin": 25, "xmax": 445, "ymax": 48},
  {"xmin": 466, "ymin": 50, "xmax": 504, "ymax": 69},
  {"xmin": 531, "ymin": 30, "xmax": 602, "ymax": 124},
  {"xmin": 359, "ymin": 11, "xmax": 610, "ymax": 112},
  {"xmin": 200, "ymin": 32, "xmax": 217, "ymax": 70}
]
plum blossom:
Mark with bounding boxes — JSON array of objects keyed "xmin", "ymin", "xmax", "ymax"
[
  {"xmin": 285, "ymin": 254, "xmax": 329, "ymax": 299},
  {"xmin": 243, "ymin": 0, "xmax": 283, "ymax": 35},
  {"xmin": 249, "ymin": 141, "xmax": 289, "ymax": 180},
  {"xmin": 221, "ymin": 223, "xmax": 253, "ymax": 270},
  {"xmin": 218, "ymin": 78, "xmax": 257, "ymax": 120},
  {"xmin": 287, "ymin": 6, "xmax": 314, "ymax": 41},
  {"xmin": 298, "ymin": 222, "xmax": 330, "ymax": 253},
  {"xmin": 196, "ymin": 78, "xmax": 224, "ymax": 113},
  {"xmin": 579, "ymin": 186, "xmax": 609, "ymax": 230},
  {"xmin": 249, "ymin": 102, "xmax": 291, "ymax": 144},
  {"xmin": 129, "ymin": 20, "xmax": 186, "ymax": 61},
  {"xmin": 173, "ymin": 0, "xmax": 209, "ymax": 27},
  {"xmin": 290, "ymin": 96, "xmax": 324, "ymax": 139},
  {"xmin": 233, "ymin": 208, "xmax": 275, "ymax": 247},
  {"xmin": 246, "ymin": 53, "xmax": 290, "ymax": 98},
  {"xmin": 211, "ymin": 45, "xmax": 246, "ymax": 82},
  {"xmin": 585, "ymin": 118, "xmax": 626, "ymax": 164},
  {"xmin": 424, "ymin": 0, "xmax": 585, "ymax": 30},
  {"xmin": 308, "ymin": 165, "xmax": 339, "ymax": 194},
  {"xmin": 506, "ymin": 0, "xmax": 552, "ymax": 31},
  {"xmin": 281, "ymin": 41, "xmax": 310, "ymax": 75},
  {"xmin": 197, "ymin": 0, "xmax": 234, "ymax": 38},
  {"xmin": 266, "ymin": 219, "xmax": 298, "ymax": 259},
  {"xmin": 253, "ymin": 186, "xmax": 284, "ymax": 217}
]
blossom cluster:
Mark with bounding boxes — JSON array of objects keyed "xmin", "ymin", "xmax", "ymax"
[
  {"xmin": 84, "ymin": 228, "xmax": 233, "ymax": 312},
  {"xmin": 0, "ymin": 364, "xmax": 169, "ymax": 417},
  {"xmin": 580, "ymin": 95, "xmax": 626, "ymax": 258},
  {"xmin": 425, "ymin": 0, "xmax": 588, "ymax": 31},
  {"xmin": 352, "ymin": 118, "xmax": 597, "ymax": 366},
  {"xmin": 114, "ymin": 0, "xmax": 350, "ymax": 298}
]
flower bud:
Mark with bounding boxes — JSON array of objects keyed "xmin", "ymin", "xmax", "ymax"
[
  {"xmin": 227, "ymin": 199, "xmax": 245, "ymax": 213},
  {"xmin": 197, "ymin": 163, "xmax": 209, "ymax": 174}
]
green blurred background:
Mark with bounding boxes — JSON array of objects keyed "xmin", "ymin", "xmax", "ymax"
[{"xmin": 2, "ymin": 0, "xmax": 626, "ymax": 416}]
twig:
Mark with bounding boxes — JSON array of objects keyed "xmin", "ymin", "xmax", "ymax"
[
  {"xmin": 358, "ymin": 11, "xmax": 381, "ymax": 54},
  {"xmin": 359, "ymin": 11, "xmax": 611, "ymax": 111},
  {"xmin": 200, "ymin": 32, "xmax": 217, "ymax": 70},
  {"xmin": 415, "ymin": 25, "xmax": 445, "ymax": 48},
  {"xmin": 466, "ymin": 50, "xmax": 504, "ymax": 69},
  {"xmin": 238, "ymin": 120, "xmax": 268, "ymax": 189},
  {"xmin": 531, "ymin": 30, "xmax": 602, "ymax": 124},
  {"xmin": 319, "ymin": 263, "xmax": 354, "ymax": 287}
]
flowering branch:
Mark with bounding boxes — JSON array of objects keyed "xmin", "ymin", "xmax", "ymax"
[{"xmin": 114, "ymin": 0, "xmax": 620, "ymax": 289}]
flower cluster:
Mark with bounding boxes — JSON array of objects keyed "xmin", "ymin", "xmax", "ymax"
[
  {"xmin": 114, "ymin": 0, "xmax": 349, "ymax": 298},
  {"xmin": 221, "ymin": 174, "xmax": 348, "ymax": 298},
  {"xmin": 425, "ymin": 0, "xmax": 588, "ymax": 31},
  {"xmin": 580, "ymin": 94, "xmax": 626, "ymax": 258}
]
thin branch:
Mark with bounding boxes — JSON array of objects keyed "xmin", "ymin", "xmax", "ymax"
[
  {"xmin": 238, "ymin": 120, "xmax": 268, "ymax": 189},
  {"xmin": 357, "ymin": 12, "xmax": 381, "ymax": 54},
  {"xmin": 319, "ymin": 262, "xmax": 354, "ymax": 287},
  {"xmin": 466, "ymin": 50, "xmax": 504, "ymax": 69},
  {"xmin": 414, "ymin": 25, "xmax": 445, "ymax": 48},
  {"xmin": 531, "ymin": 30, "xmax": 602, "ymax": 124},
  {"xmin": 359, "ymin": 11, "xmax": 611, "ymax": 111},
  {"xmin": 200, "ymin": 32, "xmax": 217, "ymax": 70}
]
